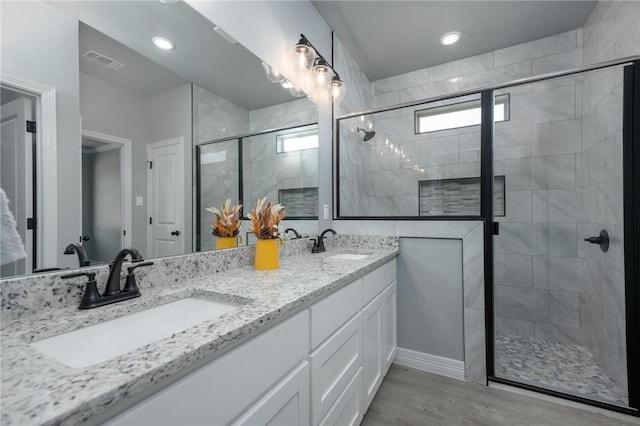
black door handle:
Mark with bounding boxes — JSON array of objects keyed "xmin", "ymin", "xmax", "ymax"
[
  {"xmin": 171, "ymin": 230, "xmax": 181, "ymax": 236},
  {"xmin": 584, "ymin": 229, "xmax": 609, "ymax": 252}
]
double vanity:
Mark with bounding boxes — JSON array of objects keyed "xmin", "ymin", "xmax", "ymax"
[{"xmin": 0, "ymin": 235, "xmax": 399, "ymax": 425}]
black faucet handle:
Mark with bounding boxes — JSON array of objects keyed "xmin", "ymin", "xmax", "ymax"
[
  {"xmin": 123, "ymin": 262, "xmax": 152, "ymax": 294},
  {"xmin": 126, "ymin": 261, "xmax": 154, "ymax": 274},
  {"xmin": 61, "ymin": 271, "xmax": 96, "ymax": 280},
  {"xmin": 62, "ymin": 271, "xmax": 101, "ymax": 309}
]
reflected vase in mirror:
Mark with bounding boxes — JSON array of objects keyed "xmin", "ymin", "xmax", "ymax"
[
  {"xmin": 207, "ymin": 199, "xmax": 242, "ymax": 251},
  {"xmin": 216, "ymin": 237, "xmax": 237, "ymax": 250},
  {"xmin": 248, "ymin": 197, "xmax": 286, "ymax": 270}
]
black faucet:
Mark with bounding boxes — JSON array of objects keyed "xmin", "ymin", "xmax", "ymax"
[
  {"xmin": 63, "ymin": 243, "xmax": 91, "ymax": 267},
  {"xmin": 62, "ymin": 248, "xmax": 152, "ymax": 309},
  {"xmin": 312, "ymin": 228, "xmax": 337, "ymax": 253},
  {"xmin": 104, "ymin": 248, "xmax": 142, "ymax": 296},
  {"xmin": 284, "ymin": 228, "xmax": 301, "ymax": 239}
]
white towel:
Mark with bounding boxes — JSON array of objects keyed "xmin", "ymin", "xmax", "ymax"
[{"xmin": 0, "ymin": 187, "xmax": 27, "ymax": 265}]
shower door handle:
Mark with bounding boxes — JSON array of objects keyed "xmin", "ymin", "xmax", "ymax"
[{"xmin": 584, "ymin": 229, "xmax": 609, "ymax": 252}]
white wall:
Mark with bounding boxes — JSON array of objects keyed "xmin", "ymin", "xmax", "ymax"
[
  {"xmin": 80, "ymin": 73, "xmax": 148, "ymax": 252},
  {"xmin": 80, "ymin": 74, "xmax": 193, "ymax": 256},
  {"xmin": 1, "ymin": 1, "xmax": 81, "ymax": 268},
  {"xmin": 146, "ymin": 84, "xmax": 193, "ymax": 252}
]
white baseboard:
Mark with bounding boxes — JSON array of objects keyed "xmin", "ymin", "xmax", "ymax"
[{"xmin": 393, "ymin": 347, "xmax": 465, "ymax": 381}]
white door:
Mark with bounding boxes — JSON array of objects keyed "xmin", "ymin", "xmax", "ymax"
[
  {"xmin": 1, "ymin": 97, "xmax": 33, "ymax": 276},
  {"xmin": 147, "ymin": 138, "xmax": 184, "ymax": 258}
]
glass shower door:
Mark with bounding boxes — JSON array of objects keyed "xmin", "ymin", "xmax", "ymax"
[{"xmin": 492, "ymin": 65, "xmax": 629, "ymax": 406}]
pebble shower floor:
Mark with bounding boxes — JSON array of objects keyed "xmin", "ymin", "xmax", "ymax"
[{"xmin": 495, "ymin": 334, "xmax": 627, "ymax": 406}]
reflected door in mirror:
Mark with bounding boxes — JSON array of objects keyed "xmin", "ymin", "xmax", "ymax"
[
  {"xmin": 148, "ymin": 139, "xmax": 184, "ymax": 258},
  {"xmin": 1, "ymin": 96, "xmax": 34, "ymax": 277}
]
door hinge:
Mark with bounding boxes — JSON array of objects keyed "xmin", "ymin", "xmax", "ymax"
[
  {"xmin": 148, "ymin": 161, "xmax": 153, "ymax": 169},
  {"xmin": 26, "ymin": 218, "xmax": 36, "ymax": 230},
  {"xmin": 26, "ymin": 121, "xmax": 36, "ymax": 133},
  {"xmin": 149, "ymin": 217, "xmax": 153, "ymax": 225},
  {"xmin": 493, "ymin": 222, "xmax": 500, "ymax": 235}
]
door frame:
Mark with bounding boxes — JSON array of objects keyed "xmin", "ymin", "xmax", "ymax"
[
  {"xmin": 0, "ymin": 73, "xmax": 57, "ymax": 270},
  {"xmin": 146, "ymin": 137, "xmax": 185, "ymax": 257},
  {"xmin": 81, "ymin": 129, "xmax": 132, "ymax": 248}
]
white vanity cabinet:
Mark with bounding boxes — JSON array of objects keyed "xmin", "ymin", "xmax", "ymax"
[
  {"xmin": 309, "ymin": 259, "xmax": 397, "ymax": 425},
  {"xmin": 362, "ymin": 262, "xmax": 397, "ymax": 411},
  {"xmin": 102, "ymin": 258, "xmax": 397, "ymax": 426},
  {"xmin": 104, "ymin": 310, "xmax": 310, "ymax": 426}
]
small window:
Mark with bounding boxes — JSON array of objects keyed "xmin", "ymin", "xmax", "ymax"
[
  {"xmin": 276, "ymin": 129, "xmax": 318, "ymax": 153},
  {"xmin": 416, "ymin": 94, "xmax": 509, "ymax": 134}
]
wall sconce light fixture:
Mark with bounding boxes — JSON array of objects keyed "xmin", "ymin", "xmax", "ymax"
[{"xmin": 293, "ymin": 33, "xmax": 345, "ymax": 99}]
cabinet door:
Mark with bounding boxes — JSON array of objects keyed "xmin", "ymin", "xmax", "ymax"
[
  {"xmin": 382, "ymin": 282, "xmax": 397, "ymax": 373},
  {"xmin": 362, "ymin": 292, "xmax": 384, "ymax": 411},
  {"xmin": 233, "ymin": 361, "xmax": 310, "ymax": 426}
]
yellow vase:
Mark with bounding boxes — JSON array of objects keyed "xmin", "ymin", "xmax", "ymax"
[
  {"xmin": 254, "ymin": 238, "xmax": 283, "ymax": 270},
  {"xmin": 216, "ymin": 236, "xmax": 237, "ymax": 250}
]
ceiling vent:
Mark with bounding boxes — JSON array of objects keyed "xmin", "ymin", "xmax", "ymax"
[{"xmin": 81, "ymin": 50, "xmax": 125, "ymax": 71}]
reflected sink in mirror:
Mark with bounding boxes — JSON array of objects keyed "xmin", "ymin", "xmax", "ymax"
[
  {"xmin": 326, "ymin": 254, "xmax": 370, "ymax": 261},
  {"xmin": 30, "ymin": 296, "xmax": 242, "ymax": 368}
]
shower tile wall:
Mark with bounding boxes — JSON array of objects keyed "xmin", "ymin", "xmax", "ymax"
[
  {"xmin": 340, "ymin": 29, "xmax": 586, "ymax": 218},
  {"xmin": 577, "ymin": 0, "xmax": 640, "ymax": 392},
  {"xmin": 249, "ymin": 98, "xmax": 318, "ymax": 133},
  {"xmin": 192, "ymin": 84, "xmax": 250, "ymax": 145}
]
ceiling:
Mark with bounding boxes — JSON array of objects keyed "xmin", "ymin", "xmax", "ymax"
[
  {"xmin": 312, "ymin": 1, "xmax": 596, "ymax": 81},
  {"xmin": 79, "ymin": 23, "xmax": 188, "ymax": 98},
  {"xmin": 50, "ymin": 1, "xmax": 295, "ymax": 109}
]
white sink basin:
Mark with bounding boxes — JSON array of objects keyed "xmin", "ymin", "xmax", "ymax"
[
  {"xmin": 30, "ymin": 296, "xmax": 240, "ymax": 368},
  {"xmin": 326, "ymin": 253, "xmax": 369, "ymax": 261}
]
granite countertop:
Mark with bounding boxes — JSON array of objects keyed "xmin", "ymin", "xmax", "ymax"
[{"xmin": 1, "ymin": 245, "xmax": 398, "ymax": 425}]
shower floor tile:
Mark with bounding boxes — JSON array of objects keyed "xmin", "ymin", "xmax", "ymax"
[{"xmin": 495, "ymin": 334, "xmax": 628, "ymax": 406}]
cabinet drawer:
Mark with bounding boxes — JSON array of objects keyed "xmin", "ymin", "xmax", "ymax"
[
  {"xmin": 106, "ymin": 310, "xmax": 309, "ymax": 426},
  {"xmin": 310, "ymin": 312, "xmax": 362, "ymax": 426},
  {"xmin": 310, "ymin": 279, "xmax": 362, "ymax": 350},
  {"xmin": 232, "ymin": 361, "xmax": 310, "ymax": 426},
  {"xmin": 362, "ymin": 260, "xmax": 396, "ymax": 306},
  {"xmin": 319, "ymin": 367, "xmax": 363, "ymax": 426}
]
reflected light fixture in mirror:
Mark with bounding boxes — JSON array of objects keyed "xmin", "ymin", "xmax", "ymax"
[
  {"xmin": 440, "ymin": 31, "xmax": 461, "ymax": 46},
  {"xmin": 152, "ymin": 36, "xmax": 175, "ymax": 50}
]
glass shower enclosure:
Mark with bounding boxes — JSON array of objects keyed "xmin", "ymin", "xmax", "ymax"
[{"xmin": 492, "ymin": 65, "xmax": 629, "ymax": 407}]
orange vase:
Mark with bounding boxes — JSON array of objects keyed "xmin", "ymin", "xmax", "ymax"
[
  {"xmin": 216, "ymin": 236, "xmax": 237, "ymax": 250},
  {"xmin": 254, "ymin": 238, "xmax": 283, "ymax": 270}
]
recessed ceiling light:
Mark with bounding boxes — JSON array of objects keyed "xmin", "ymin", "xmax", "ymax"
[
  {"xmin": 152, "ymin": 36, "xmax": 175, "ymax": 50},
  {"xmin": 159, "ymin": 0, "xmax": 178, "ymax": 4},
  {"xmin": 440, "ymin": 31, "xmax": 461, "ymax": 46}
]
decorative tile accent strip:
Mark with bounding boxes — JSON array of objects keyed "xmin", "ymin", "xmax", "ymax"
[
  {"xmin": 419, "ymin": 175, "xmax": 505, "ymax": 216},
  {"xmin": 278, "ymin": 187, "xmax": 319, "ymax": 218}
]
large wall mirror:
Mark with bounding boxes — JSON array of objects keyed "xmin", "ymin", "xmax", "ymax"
[{"xmin": 0, "ymin": 0, "xmax": 318, "ymax": 279}]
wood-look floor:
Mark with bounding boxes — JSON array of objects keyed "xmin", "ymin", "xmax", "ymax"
[{"xmin": 362, "ymin": 365, "xmax": 640, "ymax": 426}]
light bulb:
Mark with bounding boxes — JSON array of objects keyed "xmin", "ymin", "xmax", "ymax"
[
  {"xmin": 316, "ymin": 69, "xmax": 328, "ymax": 84},
  {"xmin": 293, "ymin": 35, "xmax": 315, "ymax": 70},
  {"xmin": 331, "ymin": 83, "xmax": 341, "ymax": 98},
  {"xmin": 330, "ymin": 75, "xmax": 344, "ymax": 99}
]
